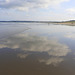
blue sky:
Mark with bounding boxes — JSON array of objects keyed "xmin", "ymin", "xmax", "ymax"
[{"xmin": 0, "ymin": 0, "xmax": 75, "ymax": 21}]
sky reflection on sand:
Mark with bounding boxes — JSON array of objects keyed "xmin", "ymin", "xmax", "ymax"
[
  {"xmin": 1, "ymin": 23, "xmax": 75, "ymax": 75},
  {"xmin": 0, "ymin": 32, "xmax": 71, "ymax": 66}
]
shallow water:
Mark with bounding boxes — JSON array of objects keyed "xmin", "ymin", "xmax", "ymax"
[{"xmin": 0, "ymin": 23, "xmax": 75, "ymax": 75}]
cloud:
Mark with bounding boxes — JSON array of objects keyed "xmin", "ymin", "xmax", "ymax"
[
  {"xmin": 0, "ymin": 0, "xmax": 69, "ymax": 11},
  {"xmin": 66, "ymin": 8, "xmax": 75, "ymax": 14}
]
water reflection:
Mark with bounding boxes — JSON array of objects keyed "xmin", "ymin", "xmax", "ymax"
[
  {"xmin": 0, "ymin": 32, "xmax": 71, "ymax": 66},
  {"xmin": 39, "ymin": 57, "xmax": 64, "ymax": 66},
  {"xmin": 17, "ymin": 53, "xmax": 29, "ymax": 59},
  {"xmin": 1, "ymin": 23, "xmax": 75, "ymax": 75},
  {"xmin": 65, "ymin": 33, "xmax": 75, "ymax": 39}
]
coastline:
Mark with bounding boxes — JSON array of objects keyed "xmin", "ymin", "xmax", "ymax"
[{"xmin": 53, "ymin": 22, "xmax": 75, "ymax": 26}]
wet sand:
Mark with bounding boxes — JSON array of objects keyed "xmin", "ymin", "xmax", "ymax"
[{"xmin": 0, "ymin": 23, "xmax": 75, "ymax": 75}]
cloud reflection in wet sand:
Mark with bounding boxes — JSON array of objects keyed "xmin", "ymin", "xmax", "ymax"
[
  {"xmin": 65, "ymin": 33, "xmax": 75, "ymax": 39},
  {"xmin": 17, "ymin": 53, "xmax": 29, "ymax": 59},
  {"xmin": 39, "ymin": 57, "xmax": 64, "ymax": 66},
  {"xmin": 0, "ymin": 33, "xmax": 71, "ymax": 66}
]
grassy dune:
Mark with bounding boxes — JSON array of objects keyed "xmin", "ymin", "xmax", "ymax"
[{"xmin": 54, "ymin": 20, "xmax": 75, "ymax": 26}]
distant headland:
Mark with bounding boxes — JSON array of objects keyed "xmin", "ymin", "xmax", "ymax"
[{"xmin": 0, "ymin": 20, "xmax": 75, "ymax": 26}]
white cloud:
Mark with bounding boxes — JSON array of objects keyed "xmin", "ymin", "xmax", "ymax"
[
  {"xmin": 0, "ymin": 0, "xmax": 69, "ymax": 11},
  {"xmin": 6, "ymin": 0, "xmax": 10, "ymax": 3},
  {"xmin": 66, "ymin": 8, "xmax": 75, "ymax": 14}
]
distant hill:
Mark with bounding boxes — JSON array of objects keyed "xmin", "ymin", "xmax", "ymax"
[
  {"xmin": 69, "ymin": 20, "xmax": 75, "ymax": 22},
  {"xmin": 0, "ymin": 21, "xmax": 52, "ymax": 23},
  {"xmin": 0, "ymin": 20, "xmax": 75, "ymax": 26},
  {"xmin": 0, "ymin": 20, "xmax": 64, "ymax": 23},
  {"xmin": 54, "ymin": 20, "xmax": 75, "ymax": 26}
]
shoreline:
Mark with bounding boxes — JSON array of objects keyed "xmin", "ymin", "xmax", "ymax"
[{"xmin": 52, "ymin": 22, "xmax": 75, "ymax": 26}]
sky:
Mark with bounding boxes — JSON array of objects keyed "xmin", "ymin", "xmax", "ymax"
[{"xmin": 0, "ymin": 0, "xmax": 75, "ymax": 21}]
